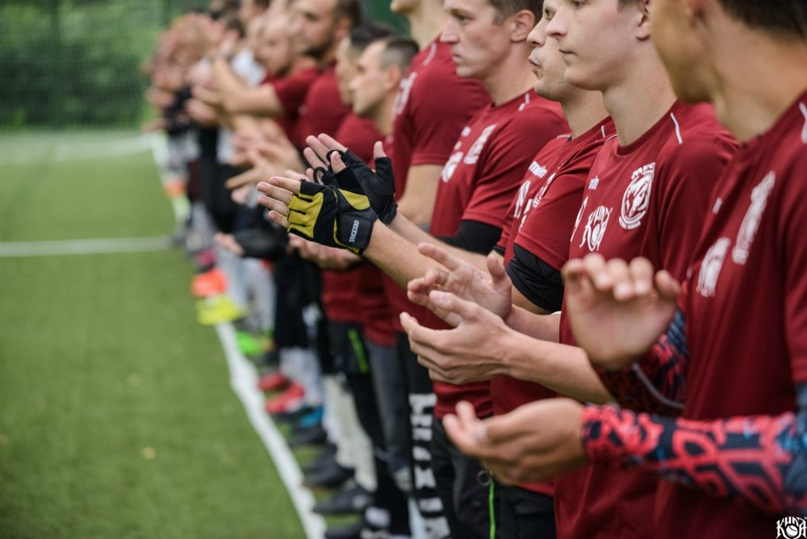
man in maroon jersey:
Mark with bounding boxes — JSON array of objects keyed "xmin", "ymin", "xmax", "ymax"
[
  {"xmin": 395, "ymin": 2, "xmax": 613, "ymax": 534},
  {"xmin": 292, "ymin": 31, "xmax": 419, "ymax": 539},
  {"xmin": 210, "ymin": 11, "xmax": 319, "ymax": 148},
  {"xmin": 437, "ymin": 0, "xmax": 807, "ymax": 537},
  {"xmin": 398, "ymin": 0, "xmax": 737, "ymax": 538},
  {"xmin": 255, "ymin": 0, "xmax": 568, "ymax": 535},
  {"xmin": 374, "ymin": 1, "xmax": 492, "ymax": 533}
]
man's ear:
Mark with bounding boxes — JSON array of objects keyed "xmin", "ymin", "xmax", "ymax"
[
  {"xmin": 334, "ymin": 17, "xmax": 352, "ymax": 44},
  {"xmin": 509, "ymin": 10, "xmax": 536, "ymax": 42},
  {"xmin": 636, "ymin": 0, "xmax": 652, "ymax": 41},
  {"xmin": 384, "ymin": 65, "xmax": 404, "ymax": 92}
]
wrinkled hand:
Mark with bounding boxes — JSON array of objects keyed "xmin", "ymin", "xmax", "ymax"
[
  {"xmin": 400, "ymin": 290, "xmax": 512, "ymax": 383},
  {"xmin": 408, "ymin": 243, "xmax": 513, "ymax": 321},
  {"xmin": 306, "ymin": 134, "xmax": 398, "ymax": 224},
  {"xmin": 562, "ymin": 254, "xmax": 680, "ymax": 370},
  {"xmin": 444, "ymin": 400, "xmax": 587, "ymax": 485},
  {"xmin": 256, "ymin": 174, "xmax": 377, "ymax": 255}
]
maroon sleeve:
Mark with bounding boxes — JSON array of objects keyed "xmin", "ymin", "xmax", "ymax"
[
  {"xmin": 655, "ymin": 137, "xmax": 735, "ymax": 278},
  {"xmin": 462, "ymin": 108, "xmax": 568, "ymax": 228},
  {"xmin": 272, "ymin": 68, "xmax": 317, "ymax": 117},
  {"xmin": 781, "ymin": 156, "xmax": 807, "ymax": 384}
]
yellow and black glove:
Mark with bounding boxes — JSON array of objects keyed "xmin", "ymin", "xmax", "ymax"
[
  {"xmin": 287, "ymin": 180, "xmax": 378, "ymax": 255},
  {"xmin": 335, "ymin": 150, "xmax": 398, "ymax": 225}
]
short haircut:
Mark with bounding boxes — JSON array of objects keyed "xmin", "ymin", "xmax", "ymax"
[
  {"xmin": 335, "ymin": 0, "xmax": 363, "ymax": 27},
  {"xmin": 489, "ymin": 0, "xmax": 543, "ymax": 21},
  {"xmin": 718, "ymin": 0, "xmax": 807, "ymax": 38},
  {"xmin": 377, "ymin": 36, "xmax": 420, "ymax": 72},
  {"xmin": 349, "ymin": 22, "xmax": 398, "ymax": 53}
]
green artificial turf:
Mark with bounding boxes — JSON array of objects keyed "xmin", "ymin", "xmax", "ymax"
[{"xmin": 0, "ymin": 132, "xmax": 305, "ymax": 538}]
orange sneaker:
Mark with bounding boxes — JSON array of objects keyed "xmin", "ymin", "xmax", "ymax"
[{"xmin": 191, "ymin": 268, "xmax": 227, "ymax": 298}]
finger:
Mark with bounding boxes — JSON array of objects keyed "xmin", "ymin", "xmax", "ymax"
[
  {"xmin": 225, "ymin": 167, "xmax": 261, "ymax": 190},
  {"xmin": 417, "ymin": 242, "xmax": 463, "ymax": 271},
  {"xmin": 654, "ymin": 269, "xmax": 682, "ymax": 300},
  {"xmin": 317, "ymin": 133, "xmax": 348, "ymax": 153},
  {"xmin": 266, "ymin": 209, "xmax": 290, "ymax": 229},
  {"xmin": 269, "ymin": 176, "xmax": 302, "ymax": 195},
  {"xmin": 603, "ymin": 258, "xmax": 632, "ymax": 299},
  {"xmin": 581, "ymin": 253, "xmax": 611, "ymax": 289},
  {"xmin": 329, "ymin": 151, "xmax": 347, "ymax": 174},
  {"xmin": 487, "ymin": 251, "xmax": 507, "ymax": 281},
  {"xmin": 256, "ymin": 193, "xmax": 290, "ymax": 218},
  {"xmin": 428, "ymin": 290, "xmax": 477, "ymax": 320},
  {"xmin": 443, "ymin": 413, "xmax": 481, "ymax": 456},
  {"xmin": 627, "ymin": 257, "xmax": 655, "ymax": 295},
  {"xmin": 256, "ymin": 181, "xmax": 295, "ymax": 205},
  {"xmin": 303, "ymin": 146, "xmax": 328, "ymax": 169},
  {"xmin": 372, "ymin": 140, "xmax": 387, "ymax": 160}
]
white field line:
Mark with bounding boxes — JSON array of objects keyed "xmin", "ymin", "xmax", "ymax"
[
  {"xmin": 214, "ymin": 323, "xmax": 327, "ymax": 539},
  {"xmin": 0, "ymin": 236, "xmax": 173, "ymax": 257},
  {"xmin": 0, "ymin": 134, "xmax": 152, "ymax": 165}
]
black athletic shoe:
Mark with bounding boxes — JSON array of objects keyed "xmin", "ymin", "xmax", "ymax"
[
  {"xmin": 313, "ymin": 480, "xmax": 373, "ymax": 515},
  {"xmin": 302, "ymin": 459, "xmax": 353, "ymax": 489}
]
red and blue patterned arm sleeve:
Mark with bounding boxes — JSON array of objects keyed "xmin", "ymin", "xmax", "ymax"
[
  {"xmin": 595, "ymin": 309, "xmax": 688, "ymax": 415},
  {"xmin": 580, "ymin": 383, "xmax": 807, "ymax": 516}
]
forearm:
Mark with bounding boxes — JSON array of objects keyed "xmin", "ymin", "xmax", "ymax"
[
  {"xmin": 582, "ymin": 386, "xmax": 807, "ymax": 516},
  {"xmin": 396, "ymin": 164, "xmax": 441, "ymax": 226},
  {"xmin": 594, "ymin": 310, "xmax": 688, "ymax": 415},
  {"xmin": 364, "ymin": 222, "xmax": 442, "ymax": 289},
  {"xmin": 502, "ymin": 330, "xmax": 614, "ymax": 403},
  {"xmin": 504, "ymin": 307, "xmax": 561, "ymax": 342}
]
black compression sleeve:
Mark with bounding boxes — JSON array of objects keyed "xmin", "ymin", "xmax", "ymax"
[
  {"xmin": 506, "ymin": 244, "xmax": 564, "ymax": 312},
  {"xmin": 436, "ymin": 220, "xmax": 502, "ymax": 255}
]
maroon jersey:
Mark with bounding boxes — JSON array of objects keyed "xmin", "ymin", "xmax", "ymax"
[
  {"xmin": 295, "ymin": 65, "xmax": 351, "ymax": 143},
  {"xmin": 489, "ymin": 118, "xmax": 615, "ymax": 496},
  {"xmin": 268, "ymin": 66, "xmax": 319, "ymax": 147},
  {"xmin": 384, "ymin": 39, "xmax": 490, "ymax": 335},
  {"xmin": 653, "ymin": 90, "xmax": 807, "ymax": 539},
  {"xmin": 554, "ymin": 102, "xmax": 737, "ymax": 539},
  {"xmin": 420, "ymin": 90, "xmax": 569, "ymax": 419},
  {"xmin": 320, "ymin": 114, "xmax": 383, "ymax": 324}
]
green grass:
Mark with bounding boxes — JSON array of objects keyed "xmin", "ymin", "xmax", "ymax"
[{"xmin": 0, "ymin": 131, "xmax": 305, "ymax": 538}]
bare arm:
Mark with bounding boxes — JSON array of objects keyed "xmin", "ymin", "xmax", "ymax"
[
  {"xmin": 396, "ymin": 163, "xmax": 441, "ymax": 227},
  {"xmin": 212, "ymin": 58, "xmax": 285, "ymax": 117}
]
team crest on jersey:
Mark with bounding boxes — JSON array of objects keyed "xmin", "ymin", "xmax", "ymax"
[
  {"xmin": 393, "ymin": 72, "xmax": 418, "ymax": 118},
  {"xmin": 463, "ymin": 124, "xmax": 497, "ymax": 165},
  {"xmin": 619, "ymin": 163, "xmax": 655, "ymax": 230},
  {"xmin": 733, "ymin": 171, "xmax": 775, "ymax": 265},
  {"xmin": 579, "ymin": 205, "xmax": 612, "ymax": 252},
  {"xmin": 696, "ymin": 237, "xmax": 731, "ymax": 297}
]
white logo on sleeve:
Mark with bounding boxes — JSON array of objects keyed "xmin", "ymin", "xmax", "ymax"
[
  {"xmin": 799, "ymin": 102, "xmax": 807, "ymax": 143},
  {"xmin": 513, "ymin": 180, "xmax": 532, "ymax": 220},
  {"xmin": 463, "ymin": 124, "xmax": 496, "ymax": 165},
  {"xmin": 441, "ymin": 151, "xmax": 464, "ymax": 182},
  {"xmin": 619, "ymin": 163, "xmax": 655, "ymax": 230},
  {"xmin": 579, "ymin": 206, "xmax": 612, "ymax": 252},
  {"xmin": 571, "ymin": 196, "xmax": 588, "ymax": 242},
  {"xmin": 777, "ymin": 516, "xmax": 807, "ymax": 538},
  {"xmin": 696, "ymin": 237, "xmax": 730, "ymax": 297},
  {"xmin": 732, "ymin": 171, "xmax": 775, "ymax": 265}
]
